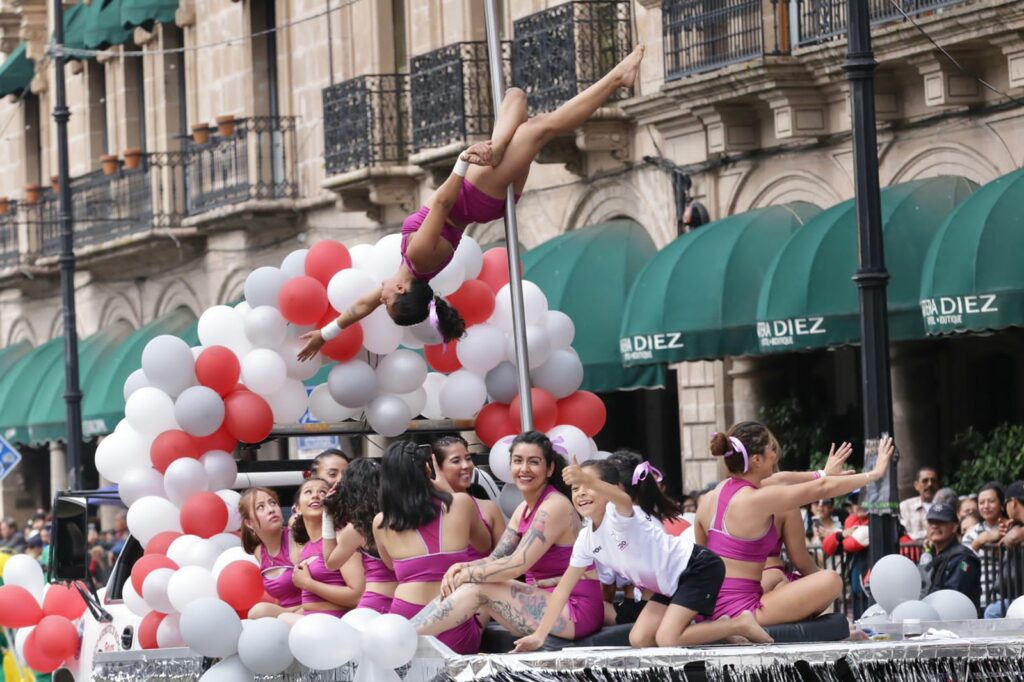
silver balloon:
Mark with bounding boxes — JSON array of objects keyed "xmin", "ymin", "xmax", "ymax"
[
  {"xmin": 531, "ymin": 348, "xmax": 584, "ymax": 399},
  {"xmin": 174, "ymin": 386, "xmax": 225, "ymax": 437},
  {"xmin": 142, "ymin": 335, "xmax": 196, "ymax": 398},
  {"xmin": 890, "ymin": 599, "xmax": 940, "ymax": 623},
  {"xmin": 328, "ymin": 360, "xmax": 378, "ymax": 408},
  {"xmin": 365, "ymin": 394, "xmax": 412, "ymax": 438},
  {"xmin": 244, "ymin": 266, "xmax": 289, "ymax": 308},
  {"xmin": 497, "ymin": 484, "xmax": 524, "ymax": 518},
  {"xmin": 869, "ymin": 554, "xmax": 921, "ymax": 612},
  {"xmin": 280, "ymin": 249, "xmax": 309, "ymax": 279},
  {"xmin": 123, "ymin": 368, "xmax": 151, "ymax": 401},
  {"xmin": 485, "ymin": 361, "xmax": 519, "ymax": 404},
  {"xmin": 922, "ymin": 589, "xmax": 978, "ymax": 620}
]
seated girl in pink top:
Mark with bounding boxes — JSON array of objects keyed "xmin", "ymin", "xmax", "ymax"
[
  {"xmin": 239, "ymin": 487, "xmax": 303, "ymax": 619},
  {"xmin": 414, "ymin": 432, "xmax": 605, "ymax": 647},
  {"xmin": 322, "ymin": 458, "xmax": 398, "ymax": 615},
  {"xmin": 372, "ymin": 441, "xmax": 492, "ymax": 654},
  {"xmin": 296, "ymin": 46, "xmax": 646, "ymax": 357},
  {"xmin": 279, "ymin": 478, "xmax": 364, "ymax": 623},
  {"xmin": 433, "ymin": 434, "xmax": 506, "ymax": 559},
  {"xmin": 693, "ymin": 422, "xmax": 894, "ymax": 626}
]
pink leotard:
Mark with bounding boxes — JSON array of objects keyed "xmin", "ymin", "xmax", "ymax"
[
  {"xmin": 358, "ymin": 550, "xmax": 396, "ymax": 615},
  {"xmin": 300, "ymin": 538, "xmax": 349, "ymax": 617},
  {"xmin": 464, "ymin": 497, "xmax": 493, "ymax": 562},
  {"xmin": 258, "ymin": 529, "xmax": 301, "ymax": 608},
  {"xmin": 517, "ymin": 486, "xmax": 604, "ymax": 639}
]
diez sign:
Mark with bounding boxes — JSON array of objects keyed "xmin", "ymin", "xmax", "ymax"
[
  {"xmin": 757, "ymin": 317, "xmax": 826, "ymax": 348},
  {"xmin": 920, "ymin": 294, "xmax": 998, "ymax": 327},
  {"xmin": 619, "ymin": 333, "xmax": 684, "ymax": 362}
]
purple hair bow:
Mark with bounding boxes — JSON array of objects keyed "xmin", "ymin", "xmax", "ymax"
[
  {"xmin": 632, "ymin": 461, "xmax": 663, "ymax": 486},
  {"xmin": 710, "ymin": 432, "xmax": 750, "ymax": 473}
]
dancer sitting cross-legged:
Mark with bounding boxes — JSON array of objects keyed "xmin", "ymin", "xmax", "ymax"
[
  {"xmin": 513, "ymin": 457, "xmax": 772, "ymax": 652},
  {"xmin": 239, "ymin": 487, "xmax": 303, "ymax": 619},
  {"xmin": 296, "ymin": 45, "xmax": 645, "ymax": 357},
  {"xmin": 761, "ymin": 508, "xmax": 824, "ymax": 593},
  {"xmin": 433, "ymin": 434, "xmax": 506, "ymax": 559},
  {"xmin": 694, "ymin": 422, "xmax": 894, "ymax": 626},
  {"xmin": 412, "ymin": 432, "xmax": 605, "ymax": 649}
]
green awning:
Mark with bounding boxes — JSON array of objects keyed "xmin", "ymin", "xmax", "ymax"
[
  {"xmin": 0, "ymin": 341, "xmax": 31, "ymax": 376},
  {"xmin": 619, "ymin": 203, "xmax": 820, "ymax": 365},
  {"xmin": 81, "ymin": 308, "xmax": 199, "ymax": 437},
  {"xmin": 920, "ymin": 168, "xmax": 1024, "ymax": 335},
  {"xmin": 522, "ymin": 220, "xmax": 663, "ymax": 391},
  {"xmin": 83, "ymin": 0, "xmax": 134, "ymax": 51},
  {"xmin": 121, "ymin": 0, "xmax": 178, "ymax": 31},
  {"xmin": 63, "ymin": 4, "xmax": 89, "ymax": 55},
  {"xmin": 756, "ymin": 176, "xmax": 977, "ymax": 353},
  {"xmin": 0, "ymin": 44, "xmax": 34, "ymax": 98},
  {"xmin": 0, "ymin": 338, "xmax": 65, "ymax": 444}
]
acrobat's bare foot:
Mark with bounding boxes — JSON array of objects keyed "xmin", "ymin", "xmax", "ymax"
[
  {"xmin": 462, "ymin": 141, "xmax": 493, "ymax": 166},
  {"xmin": 613, "ymin": 45, "xmax": 645, "ymax": 88},
  {"xmin": 734, "ymin": 611, "xmax": 773, "ymax": 644}
]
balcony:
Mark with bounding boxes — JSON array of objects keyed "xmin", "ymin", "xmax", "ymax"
[
  {"xmin": 410, "ymin": 41, "xmax": 512, "ymax": 167},
  {"xmin": 0, "ymin": 201, "xmax": 18, "ymax": 270},
  {"xmin": 663, "ymin": 0, "xmax": 766, "ymax": 80},
  {"xmin": 795, "ymin": 0, "xmax": 965, "ymax": 46}
]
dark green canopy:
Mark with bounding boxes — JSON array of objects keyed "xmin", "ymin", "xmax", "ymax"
[
  {"xmin": 0, "ymin": 44, "xmax": 34, "ymax": 98},
  {"xmin": 121, "ymin": 0, "xmax": 179, "ymax": 31},
  {"xmin": 83, "ymin": 0, "xmax": 134, "ymax": 51}
]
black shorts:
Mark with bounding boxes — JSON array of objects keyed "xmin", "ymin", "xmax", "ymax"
[{"xmin": 651, "ymin": 545, "xmax": 725, "ymax": 617}]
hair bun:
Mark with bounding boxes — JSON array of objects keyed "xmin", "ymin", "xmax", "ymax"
[{"xmin": 709, "ymin": 431, "xmax": 731, "ymax": 457}]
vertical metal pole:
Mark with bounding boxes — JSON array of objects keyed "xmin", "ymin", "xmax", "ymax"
[
  {"xmin": 483, "ymin": 0, "xmax": 533, "ymax": 430},
  {"xmin": 52, "ymin": 0, "xmax": 84, "ymax": 491},
  {"xmin": 844, "ymin": 0, "xmax": 897, "ymax": 564}
]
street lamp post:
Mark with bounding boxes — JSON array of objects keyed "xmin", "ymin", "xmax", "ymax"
[
  {"xmin": 844, "ymin": 0, "xmax": 898, "ymax": 563},
  {"xmin": 51, "ymin": 0, "xmax": 84, "ymax": 490}
]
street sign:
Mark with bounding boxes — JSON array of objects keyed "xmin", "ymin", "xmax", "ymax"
[
  {"xmin": 0, "ymin": 435, "xmax": 22, "ymax": 484},
  {"xmin": 298, "ymin": 386, "xmax": 339, "ymax": 454}
]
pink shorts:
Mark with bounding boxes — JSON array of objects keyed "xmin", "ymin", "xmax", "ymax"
[
  {"xmin": 303, "ymin": 607, "xmax": 346, "ymax": 618},
  {"xmin": 390, "ymin": 597, "xmax": 482, "ymax": 655},
  {"xmin": 710, "ymin": 577, "xmax": 764, "ymax": 619},
  {"xmin": 358, "ymin": 589, "xmax": 394, "ymax": 615},
  {"xmin": 537, "ymin": 578, "xmax": 604, "ymax": 639}
]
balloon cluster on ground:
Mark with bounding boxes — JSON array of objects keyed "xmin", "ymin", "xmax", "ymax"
[{"xmin": 861, "ymin": 554, "xmax": 979, "ymax": 625}]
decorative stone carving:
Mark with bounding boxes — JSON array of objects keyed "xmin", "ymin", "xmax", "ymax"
[
  {"xmin": 323, "ymin": 166, "xmax": 422, "ymax": 223},
  {"xmin": 693, "ymin": 104, "xmax": 758, "ymax": 155},
  {"xmin": 914, "ymin": 53, "xmax": 983, "ymax": 108}
]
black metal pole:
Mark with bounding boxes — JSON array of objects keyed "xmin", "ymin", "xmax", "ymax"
[
  {"xmin": 844, "ymin": 0, "xmax": 897, "ymax": 564},
  {"xmin": 52, "ymin": 0, "xmax": 84, "ymax": 491}
]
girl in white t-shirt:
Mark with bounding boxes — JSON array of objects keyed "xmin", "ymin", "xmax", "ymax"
[{"xmin": 513, "ymin": 458, "xmax": 773, "ymax": 651}]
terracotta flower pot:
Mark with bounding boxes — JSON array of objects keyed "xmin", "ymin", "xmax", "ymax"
[
  {"xmin": 215, "ymin": 115, "xmax": 236, "ymax": 138},
  {"xmin": 100, "ymin": 154, "xmax": 119, "ymax": 176},
  {"xmin": 23, "ymin": 184, "xmax": 42, "ymax": 205},
  {"xmin": 0, "ymin": 197, "xmax": 10, "ymax": 215},
  {"xmin": 123, "ymin": 148, "xmax": 143, "ymax": 170},
  {"xmin": 192, "ymin": 123, "xmax": 211, "ymax": 145}
]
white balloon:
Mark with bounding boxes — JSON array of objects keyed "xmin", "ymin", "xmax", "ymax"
[
  {"xmin": 439, "ymin": 370, "xmax": 487, "ymax": 419},
  {"xmin": 13, "ymin": 627, "xmax": 31, "ymax": 662},
  {"xmin": 922, "ymin": 589, "xmax": 978, "ymax": 621},
  {"xmin": 591, "ymin": 450, "xmax": 613, "ymax": 461},
  {"xmin": 531, "ymin": 348, "xmax": 584, "ymax": 399},
  {"xmin": 362, "ymin": 307, "xmax": 402, "ymax": 355},
  {"xmin": 308, "ymin": 383, "xmax": 360, "ymax": 422},
  {"xmin": 141, "ymin": 567, "xmax": 176, "ymax": 613},
  {"xmin": 123, "ymin": 368, "xmax": 151, "ymax": 401},
  {"xmin": 547, "ymin": 425, "xmax": 592, "ymax": 461},
  {"xmin": 453, "ymin": 235, "xmax": 483, "ymax": 280},
  {"xmin": 234, "ymin": 301, "xmax": 252, "ymax": 317},
  {"xmin": 174, "ymin": 386, "xmax": 225, "ymax": 437},
  {"xmin": 180, "ymin": 597, "xmax": 243, "ymax": 658},
  {"xmin": 376, "ymin": 349, "xmax": 428, "ymax": 395},
  {"xmin": 212, "ymin": 547, "xmax": 258, "ymax": 580},
  {"xmin": 202, "ymin": 450, "xmax": 239, "ymax": 490},
  {"xmin": 492, "ymin": 281, "xmax": 548, "ymax": 331},
  {"xmin": 2, "ymin": 554, "xmax": 44, "ymax": 600},
  {"xmin": 488, "ymin": 438, "xmax": 515, "ymax": 485},
  {"xmin": 420, "ymin": 372, "xmax": 446, "ymax": 420},
  {"xmin": 217, "ymin": 489, "xmax": 243, "ymax": 532},
  {"xmin": 264, "ymin": 378, "xmax": 309, "ymax": 423},
  {"xmin": 485, "ymin": 361, "xmax": 519, "ymax": 404},
  {"xmin": 280, "ymin": 337, "xmax": 322, "ymax": 381},
  {"xmin": 97, "ymin": 429, "xmax": 152, "ymax": 484},
  {"xmin": 288, "ymin": 614, "xmax": 359, "ymax": 670},
  {"xmin": 543, "ymin": 310, "xmax": 575, "ymax": 349},
  {"xmin": 890, "ymin": 599, "xmax": 940, "ymax": 623},
  {"xmin": 244, "ymin": 266, "xmax": 290, "ymax": 308},
  {"xmin": 430, "ymin": 259, "xmax": 465, "ymax": 297},
  {"xmin": 280, "ymin": 249, "xmax": 309, "ymax": 279},
  {"xmin": 168, "ymin": 566, "xmax": 218, "ymax": 612},
  {"xmin": 142, "ymin": 335, "xmax": 197, "ymax": 398},
  {"xmin": 362, "ymin": 613, "xmax": 418, "ymax": 668},
  {"xmin": 167, "ymin": 534, "xmax": 202, "ymax": 567},
  {"xmin": 328, "ymin": 360, "xmax": 378, "ymax": 408},
  {"xmin": 244, "ymin": 306, "xmax": 288, "ymax": 349},
  {"xmin": 327, "ymin": 268, "xmax": 377, "ymax": 313},
  {"xmin": 342, "ymin": 607, "xmax": 382, "ymax": 632},
  {"xmin": 398, "ymin": 387, "xmax": 427, "ymax": 418},
  {"xmin": 497, "ymin": 482, "xmax": 523, "ymax": 517},
  {"xmin": 1006, "ymin": 595, "xmax": 1024, "ymax": 619},
  {"xmin": 190, "ymin": 345, "xmax": 205, "ymax": 361},
  {"xmin": 199, "ymin": 655, "xmax": 254, "ymax": 682},
  {"xmin": 409, "ymin": 318, "xmax": 443, "ymax": 346},
  {"xmin": 237, "ymin": 617, "xmax": 294, "ymax": 675},
  {"xmin": 505, "ymin": 324, "xmax": 551, "ymax": 370},
  {"xmin": 456, "ymin": 324, "xmax": 506, "ymax": 374},
  {"xmin": 199, "ymin": 305, "xmax": 252, "ymax": 357},
  {"xmin": 369, "ymin": 234, "xmax": 403, "ymax": 282},
  {"xmin": 164, "ymin": 458, "xmax": 210, "ymax": 506},
  {"xmin": 122, "ymin": 579, "xmax": 150, "ymax": 617},
  {"xmin": 157, "ymin": 613, "xmax": 186, "ymax": 648},
  {"xmin": 127, "ymin": 496, "xmax": 182, "ymax": 545},
  {"xmin": 349, "ymin": 243, "xmax": 376, "ymax": 272},
  {"xmin": 241, "ymin": 348, "xmax": 287, "ymax": 395},
  {"xmin": 181, "ymin": 539, "xmax": 223, "ymax": 571},
  {"xmin": 366, "ymin": 395, "xmax": 412, "ymax": 438},
  {"xmin": 210, "ymin": 532, "xmax": 242, "ymax": 552},
  {"xmin": 869, "ymin": 554, "xmax": 922, "ymax": 612},
  {"xmin": 125, "ymin": 387, "xmax": 178, "ymax": 438}
]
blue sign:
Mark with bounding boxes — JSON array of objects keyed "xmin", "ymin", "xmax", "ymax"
[
  {"xmin": 0, "ymin": 435, "xmax": 21, "ymax": 484},
  {"xmin": 298, "ymin": 386, "xmax": 340, "ymax": 452}
]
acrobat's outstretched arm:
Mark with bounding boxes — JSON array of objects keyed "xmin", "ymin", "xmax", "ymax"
[{"xmin": 296, "ymin": 286, "xmax": 382, "ymax": 361}]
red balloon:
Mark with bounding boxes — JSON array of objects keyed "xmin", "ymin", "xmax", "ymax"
[
  {"xmin": 474, "ymin": 402, "xmax": 515, "ymax": 447},
  {"xmin": 35, "ymin": 615, "xmax": 80, "ymax": 660},
  {"xmin": 323, "ymin": 323, "xmax": 364, "ymax": 363},
  {"xmin": 448, "ymin": 280, "xmax": 496, "ymax": 326},
  {"xmin": 217, "ymin": 561, "xmax": 264, "ymax": 613},
  {"xmin": 145, "ymin": 531, "xmax": 183, "ymax": 557},
  {"xmin": 278, "ymin": 276, "xmax": 328, "ymax": 325},
  {"xmin": 223, "ymin": 390, "xmax": 274, "ymax": 443},
  {"xmin": 478, "ymin": 248, "xmax": 522, "ymax": 294},
  {"xmin": 137, "ymin": 611, "xmax": 165, "ymax": 650},
  {"xmin": 195, "ymin": 345, "xmax": 241, "ymax": 397},
  {"xmin": 305, "ymin": 240, "xmax": 352, "ymax": 286},
  {"xmin": 556, "ymin": 391, "xmax": 607, "ymax": 437},
  {"xmin": 41, "ymin": 583, "xmax": 86, "ymax": 621},
  {"xmin": 130, "ymin": 554, "xmax": 179, "ymax": 595},
  {"xmin": 193, "ymin": 424, "xmax": 238, "ymax": 455},
  {"xmin": 0, "ymin": 584, "xmax": 43, "ymax": 628},
  {"xmin": 424, "ymin": 341, "xmax": 462, "ymax": 373},
  {"xmin": 150, "ymin": 430, "xmax": 200, "ymax": 474},
  {"xmin": 180, "ymin": 491, "xmax": 229, "ymax": 539},
  {"xmin": 508, "ymin": 388, "xmax": 558, "ymax": 433},
  {"xmin": 22, "ymin": 630, "xmax": 64, "ymax": 673}
]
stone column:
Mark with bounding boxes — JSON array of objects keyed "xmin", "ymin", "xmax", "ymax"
[
  {"xmin": 49, "ymin": 442, "xmax": 67, "ymax": 503},
  {"xmin": 678, "ymin": 359, "xmax": 728, "ymax": 492},
  {"xmin": 890, "ymin": 341, "xmax": 940, "ymax": 499}
]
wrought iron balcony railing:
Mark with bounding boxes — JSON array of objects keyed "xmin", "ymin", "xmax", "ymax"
[
  {"xmin": 513, "ymin": 1, "xmax": 634, "ymax": 116},
  {"xmin": 663, "ymin": 0, "xmax": 764, "ymax": 80},
  {"xmin": 410, "ymin": 41, "xmax": 512, "ymax": 154},
  {"xmin": 183, "ymin": 116, "xmax": 298, "ymax": 214},
  {"xmin": 323, "ymin": 75, "xmax": 410, "ymax": 175},
  {"xmin": 0, "ymin": 201, "xmax": 18, "ymax": 269},
  {"xmin": 795, "ymin": 0, "xmax": 964, "ymax": 46}
]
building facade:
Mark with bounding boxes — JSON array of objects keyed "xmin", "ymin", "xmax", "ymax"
[{"xmin": 0, "ymin": 0, "xmax": 1020, "ymax": 520}]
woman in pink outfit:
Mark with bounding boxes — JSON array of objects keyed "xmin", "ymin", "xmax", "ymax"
[{"xmin": 239, "ymin": 487, "xmax": 303, "ymax": 619}]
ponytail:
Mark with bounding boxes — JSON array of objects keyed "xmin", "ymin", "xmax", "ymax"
[
  {"xmin": 390, "ymin": 280, "xmax": 466, "ymax": 342},
  {"xmin": 581, "ymin": 458, "xmax": 682, "ymax": 523}
]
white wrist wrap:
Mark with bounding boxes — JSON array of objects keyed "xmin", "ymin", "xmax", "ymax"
[
  {"xmin": 453, "ymin": 156, "xmax": 470, "ymax": 177},
  {"xmin": 322, "ymin": 511, "xmax": 336, "ymax": 540},
  {"xmin": 320, "ymin": 319, "xmax": 342, "ymax": 341},
  {"xmin": 817, "ymin": 469, "xmax": 827, "ymax": 480}
]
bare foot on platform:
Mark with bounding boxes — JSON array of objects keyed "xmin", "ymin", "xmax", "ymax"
[
  {"xmin": 613, "ymin": 45, "xmax": 645, "ymax": 88},
  {"xmin": 735, "ymin": 612, "xmax": 774, "ymax": 644}
]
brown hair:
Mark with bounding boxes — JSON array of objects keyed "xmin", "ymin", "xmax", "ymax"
[
  {"xmin": 239, "ymin": 487, "xmax": 281, "ymax": 555},
  {"xmin": 291, "ymin": 478, "xmax": 329, "ymax": 545},
  {"xmin": 709, "ymin": 421, "xmax": 776, "ymax": 475}
]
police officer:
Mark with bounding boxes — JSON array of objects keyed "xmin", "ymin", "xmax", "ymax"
[{"xmin": 920, "ymin": 501, "xmax": 981, "ymax": 609}]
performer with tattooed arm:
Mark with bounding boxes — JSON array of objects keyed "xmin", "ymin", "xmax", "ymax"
[{"xmin": 412, "ymin": 431, "xmax": 605, "ymax": 647}]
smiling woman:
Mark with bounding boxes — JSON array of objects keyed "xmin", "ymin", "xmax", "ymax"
[{"xmin": 433, "ymin": 434, "xmax": 506, "ymax": 557}]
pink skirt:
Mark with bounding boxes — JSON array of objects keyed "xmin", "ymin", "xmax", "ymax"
[
  {"xmin": 536, "ymin": 578, "xmax": 604, "ymax": 639},
  {"xmin": 358, "ymin": 589, "xmax": 394, "ymax": 615},
  {"xmin": 710, "ymin": 577, "xmax": 764, "ymax": 619},
  {"xmin": 390, "ymin": 597, "xmax": 482, "ymax": 655}
]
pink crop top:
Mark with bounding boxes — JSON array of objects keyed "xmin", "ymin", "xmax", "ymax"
[
  {"xmin": 258, "ymin": 529, "xmax": 302, "ymax": 608},
  {"xmin": 706, "ymin": 478, "xmax": 779, "ymax": 563},
  {"xmin": 361, "ymin": 549, "xmax": 397, "ymax": 584},
  {"xmin": 464, "ymin": 497, "xmax": 493, "ymax": 562},
  {"xmin": 299, "ymin": 538, "xmax": 347, "ymax": 605},
  {"xmin": 391, "ymin": 504, "xmax": 472, "ymax": 583},
  {"xmin": 516, "ymin": 486, "xmax": 590, "ymax": 582}
]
